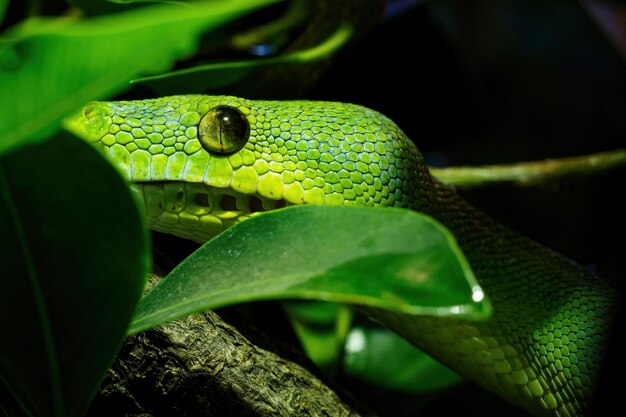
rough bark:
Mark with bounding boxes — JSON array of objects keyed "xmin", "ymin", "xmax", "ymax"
[{"xmin": 87, "ymin": 275, "xmax": 374, "ymax": 417}]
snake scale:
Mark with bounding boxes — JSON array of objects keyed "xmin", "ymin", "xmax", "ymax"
[{"xmin": 64, "ymin": 95, "xmax": 616, "ymax": 417}]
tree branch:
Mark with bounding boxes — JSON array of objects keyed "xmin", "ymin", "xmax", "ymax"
[
  {"xmin": 88, "ymin": 274, "xmax": 374, "ymax": 417},
  {"xmin": 429, "ymin": 148, "xmax": 626, "ymax": 188}
]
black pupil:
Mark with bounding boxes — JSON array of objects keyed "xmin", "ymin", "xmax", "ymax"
[{"xmin": 216, "ymin": 107, "xmax": 247, "ymax": 145}]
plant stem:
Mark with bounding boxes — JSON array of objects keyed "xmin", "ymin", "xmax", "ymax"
[{"xmin": 429, "ymin": 148, "xmax": 626, "ymax": 188}]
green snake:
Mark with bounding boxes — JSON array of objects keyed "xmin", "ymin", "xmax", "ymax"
[{"xmin": 64, "ymin": 95, "xmax": 616, "ymax": 417}]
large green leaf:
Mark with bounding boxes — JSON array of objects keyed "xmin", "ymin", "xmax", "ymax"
[
  {"xmin": 0, "ymin": 133, "xmax": 149, "ymax": 417},
  {"xmin": 0, "ymin": 0, "xmax": 279, "ymax": 156},
  {"xmin": 129, "ymin": 205, "xmax": 490, "ymax": 334}
]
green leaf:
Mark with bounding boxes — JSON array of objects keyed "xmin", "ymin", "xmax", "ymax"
[
  {"xmin": 0, "ymin": 0, "xmax": 7, "ymax": 24},
  {"xmin": 283, "ymin": 301, "xmax": 353, "ymax": 375},
  {"xmin": 0, "ymin": 133, "xmax": 149, "ymax": 417},
  {"xmin": 343, "ymin": 324, "xmax": 463, "ymax": 393},
  {"xmin": 132, "ymin": 21, "xmax": 353, "ymax": 95},
  {"xmin": 66, "ymin": 0, "xmax": 162, "ymax": 16},
  {"xmin": 130, "ymin": 205, "xmax": 489, "ymax": 334},
  {"xmin": 0, "ymin": 0, "xmax": 280, "ymax": 156}
]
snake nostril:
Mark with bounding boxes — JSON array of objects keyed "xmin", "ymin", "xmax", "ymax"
[{"xmin": 83, "ymin": 105, "xmax": 96, "ymax": 120}]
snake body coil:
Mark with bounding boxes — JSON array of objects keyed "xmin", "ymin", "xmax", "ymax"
[{"xmin": 65, "ymin": 95, "xmax": 616, "ymax": 417}]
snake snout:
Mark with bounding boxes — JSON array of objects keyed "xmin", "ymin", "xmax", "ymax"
[{"xmin": 63, "ymin": 102, "xmax": 112, "ymax": 143}]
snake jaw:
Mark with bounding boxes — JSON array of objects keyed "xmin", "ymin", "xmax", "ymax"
[{"xmin": 134, "ymin": 181, "xmax": 289, "ymax": 242}]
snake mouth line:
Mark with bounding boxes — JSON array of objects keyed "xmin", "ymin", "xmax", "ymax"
[
  {"xmin": 133, "ymin": 181, "xmax": 289, "ymax": 216},
  {"xmin": 131, "ymin": 181, "xmax": 290, "ymax": 242}
]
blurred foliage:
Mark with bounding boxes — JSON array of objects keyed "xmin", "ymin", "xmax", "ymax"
[
  {"xmin": 0, "ymin": 0, "xmax": 278, "ymax": 155},
  {"xmin": 283, "ymin": 301, "xmax": 353, "ymax": 375},
  {"xmin": 343, "ymin": 322, "xmax": 463, "ymax": 393}
]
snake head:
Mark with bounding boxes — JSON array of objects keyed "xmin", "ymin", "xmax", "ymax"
[{"xmin": 64, "ymin": 95, "xmax": 426, "ymax": 242}]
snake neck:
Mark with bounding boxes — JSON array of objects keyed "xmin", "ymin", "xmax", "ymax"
[{"xmin": 402, "ymin": 178, "xmax": 618, "ymax": 417}]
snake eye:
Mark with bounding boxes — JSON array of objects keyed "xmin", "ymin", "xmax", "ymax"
[{"xmin": 198, "ymin": 105, "xmax": 250, "ymax": 155}]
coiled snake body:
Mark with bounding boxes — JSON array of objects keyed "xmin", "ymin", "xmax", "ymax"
[{"xmin": 65, "ymin": 95, "xmax": 616, "ymax": 417}]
